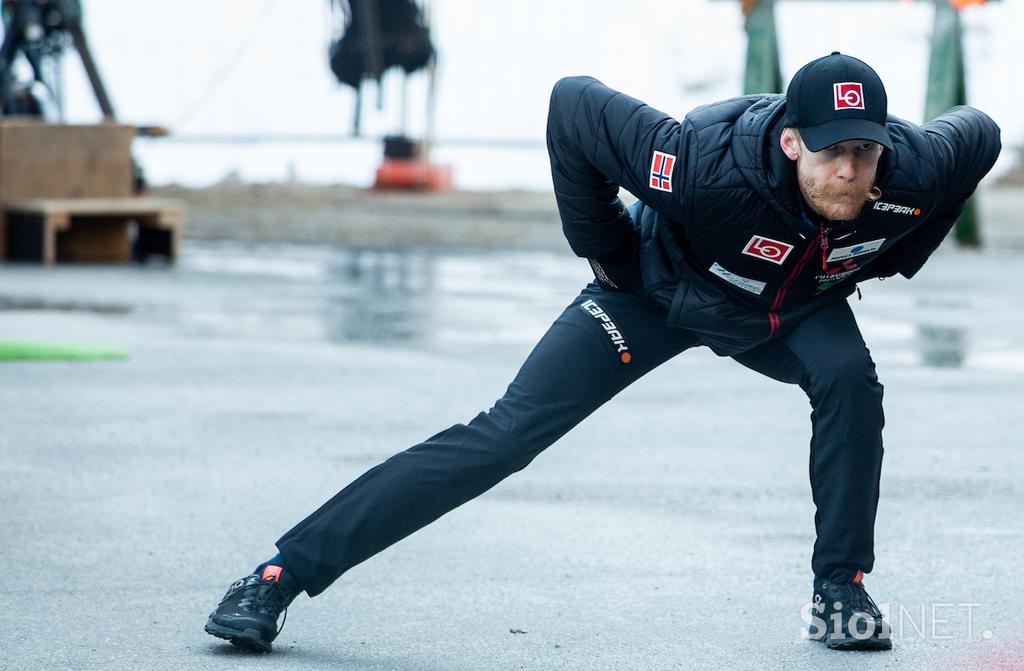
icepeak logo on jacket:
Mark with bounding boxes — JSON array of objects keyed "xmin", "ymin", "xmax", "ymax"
[
  {"xmin": 580, "ymin": 299, "xmax": 631, "ymax": 363},
  {"xmin": 872, "ymin": 201, "xmax": 921, "ymax": 216}
]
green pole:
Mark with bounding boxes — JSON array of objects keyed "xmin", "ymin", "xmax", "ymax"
[
  {"xmin": 926, "ymin": 0, "xmax": 980, "ymax": 246},
  {"xmin": 743, "ymin": 0, "xmax": 783, "ymax": 95}
]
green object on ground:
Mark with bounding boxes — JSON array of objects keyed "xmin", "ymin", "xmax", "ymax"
[{"xmin": 0, "ymin": 341, "xmax": 129, "ymax": 361}]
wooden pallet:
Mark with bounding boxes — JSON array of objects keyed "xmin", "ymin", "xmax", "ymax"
[
  {"xmin": 0, "ymin": 121, "xmax": 135, "ymax": 201},
  {"xmin": 0, "ymin": 197, "xmax": 182, "ymax": 264}
]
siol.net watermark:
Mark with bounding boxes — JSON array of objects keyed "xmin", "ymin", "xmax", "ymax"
[{"xmin": 800, "ymin": 600, "xmax": 994, "ymax": 642}]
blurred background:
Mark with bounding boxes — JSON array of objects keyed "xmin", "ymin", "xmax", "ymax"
[{"xmin": 12, "ymin": 0, "xmax": 1024, "ymax": 188}]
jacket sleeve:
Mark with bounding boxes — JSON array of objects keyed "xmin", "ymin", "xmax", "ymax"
[
  {"xmin": 872, "ymin": 106, "xmax": 1001, "ymax": 279},
  {"xmin": 546, "ymin": 76, "xmax": 688, "ymax": 259}
]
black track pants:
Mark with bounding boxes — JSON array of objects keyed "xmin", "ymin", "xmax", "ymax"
[{"xmin": 276, "ymin": 283, "xmax": 884, "ymax": 596}]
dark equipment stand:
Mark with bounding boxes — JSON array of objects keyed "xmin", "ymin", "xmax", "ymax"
[
  {"xmin": 328, "ymin": 0, "xmax": 450, "ymax": 190},
  {"xmin": 0, "ymin": 0, "xmax": 182, "ymax": 264},
  {"xmin": 0, "ymin": 0, "xmax": 115, "ymax": 118}
]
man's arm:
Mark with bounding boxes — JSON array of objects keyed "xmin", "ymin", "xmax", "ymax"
[
  {"xmin": 872, "ymin": 106, "xmax": 1001, "ymax": 279},
  {"xmin": 546, "ymin": 76, "xmax": 690, "ymax": 262}
]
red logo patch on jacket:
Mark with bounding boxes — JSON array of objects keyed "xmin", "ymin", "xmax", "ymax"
[
  {"xmin": 742, "ymin": 235, "xmax": 794, "ymax": 265},
  {"xmin": 649, "ymin": 151, "xmax": 675, "ymax": 193}
]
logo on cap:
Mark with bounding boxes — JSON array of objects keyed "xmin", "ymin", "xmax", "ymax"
[{"xmin": 833, "ymin": 82, "xmax": 865, "ymax": 111}]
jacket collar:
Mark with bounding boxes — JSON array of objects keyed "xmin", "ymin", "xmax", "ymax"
[{"xmin": 731, "ymin": 97, "xmax": 802, "ymax": 224}]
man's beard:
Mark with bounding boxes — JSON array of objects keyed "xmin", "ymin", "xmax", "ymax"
[{"xmin": 798, "ymin": 169, "xmax": 870, "ymax": 222}]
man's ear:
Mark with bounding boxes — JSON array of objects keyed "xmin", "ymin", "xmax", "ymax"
[{"xmin": 780, "ymin": 128, "xmax": 801, "ymax": 162}]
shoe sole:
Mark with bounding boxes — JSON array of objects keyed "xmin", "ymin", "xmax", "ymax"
[
  {"xmin": 824, "ymin": 636, "xmax": 892, "ymax": 651},
  {"xmin": 807, "ymin": 629, "xmax": 892, "ymax": 651},
  {"xmin": 204, "ymin": 618, "xmax": 273, "ymax": 653}
]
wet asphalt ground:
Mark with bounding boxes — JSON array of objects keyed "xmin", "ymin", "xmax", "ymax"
[{"xmin": 2, "ymin": 239, "xmax": 1023, "ymax": 670}]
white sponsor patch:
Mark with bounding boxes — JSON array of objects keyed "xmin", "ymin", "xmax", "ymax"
[
  {"xmin": 709, "ymin": 262, "xmax": 766, "ymax": 295},
  {"xmin": 826, "ymin": 238, "xmax": 886, "ymax": 263}
]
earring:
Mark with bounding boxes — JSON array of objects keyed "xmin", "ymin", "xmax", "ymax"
[{"xmin": 867, "ymin": 186, "xmax": 882, "ymax": 201}]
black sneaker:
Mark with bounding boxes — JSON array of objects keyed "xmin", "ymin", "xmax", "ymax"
[
  {"xmin": 204, "ymin": 565, "xmax": 296, "ymax": 653},
  {"xmin": 807, "ymin": 570, "xmax": 892, "ymax": 651}
]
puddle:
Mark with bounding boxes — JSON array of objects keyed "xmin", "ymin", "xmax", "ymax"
[
  {"xmin": 0, "ymin": 296, "xmax": 132, "ymax": 315},
  {"xmin": 917, "ymin": 325, "xmax": 968, "ymax": 369},
  {"xmin": 174, "ymin": 242, "xmax": 589, "ymax": 347}
]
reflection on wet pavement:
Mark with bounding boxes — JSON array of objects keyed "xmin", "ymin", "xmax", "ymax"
[
  {"xmin": 184, "ymin": 242, "xmax": 1024, "ymax": 374},
  {"xmin": 917, "ymin": 325, "xmax": 968, "ymax": 369},
  {"xmin": 181, "ymin": 241, "xmax": 591, "ymax": 348},
  {"xmin": 0, "ymin": 295, "xmax": 132, "ymax": 315},
  {"xmin": 5, "ymin": 240, "xmax": 1023, "ymax": 375}
]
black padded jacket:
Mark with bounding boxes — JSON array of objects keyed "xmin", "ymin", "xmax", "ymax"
[{"xmin": 546, "ymin": 76, "xmax": 1001, "ymax": 355}]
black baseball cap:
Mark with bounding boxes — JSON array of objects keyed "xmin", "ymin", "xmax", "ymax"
[{"xmin": 783, "ymin": 51, "xmax": 893, "ymax": 151}]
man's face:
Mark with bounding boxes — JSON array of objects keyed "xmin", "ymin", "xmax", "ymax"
[{"xmin": 780, "ymin": 129, "xmax": 884, "ymax": 221}]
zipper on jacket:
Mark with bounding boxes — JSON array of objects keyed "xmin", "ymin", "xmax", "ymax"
[
  {"xmin": 820, "ymin": 226, "xmax": 831, "ymax": 271},
  {"xmin": 767, "ymin": 229, "xmax": 822, "ymax": 338}
]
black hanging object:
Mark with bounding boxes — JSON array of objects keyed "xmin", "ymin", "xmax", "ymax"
[{"xmin": 329, "ymin": 0, "xmax": 435, "ymax": 89}]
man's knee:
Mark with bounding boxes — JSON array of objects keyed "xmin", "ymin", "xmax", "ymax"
[
  {"xmin": 457, "ymin": 409, "xmax": 543, "ymax": 477},
  {"xmin": 803, "ymin": 350, "xmax": 883, "ymax": 406}
]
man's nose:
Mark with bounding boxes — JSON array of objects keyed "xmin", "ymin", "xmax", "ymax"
[{"xmin": 834, "ymin": 155, "xmax": 858, "ymax": 181}]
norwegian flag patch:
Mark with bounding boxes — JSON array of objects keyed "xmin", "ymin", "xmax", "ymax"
[{"xmin": 649, "ymin": 151, "xmax": 675, "ymax": 193}]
